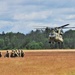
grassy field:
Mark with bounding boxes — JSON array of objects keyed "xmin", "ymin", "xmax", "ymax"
[{"xmin": 0, "ymin": 49, "xmax": 75, "ymax": 75}]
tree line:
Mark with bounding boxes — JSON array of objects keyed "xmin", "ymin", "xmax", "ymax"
[{"xmin": 0, "ymin": 29, "xmax": 75, "ymax": 50}]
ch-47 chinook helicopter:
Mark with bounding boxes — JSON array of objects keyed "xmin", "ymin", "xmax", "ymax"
[
  {"xmin": 35, "ymin": 24, "xmax": 75, "ymax": 45},
  {"xmin": 48, "ymin": 24, "xmax": 69, "ymax": 44}
]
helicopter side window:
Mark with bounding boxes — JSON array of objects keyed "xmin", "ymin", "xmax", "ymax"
[
  {"xmin": 56, "ymin": 30, "xmax": 58, "ymax": 33},
  {"xmin": 60, "ymin": 29, "xmax": 63, "ymax": 35},
  {"xmin": 55, "ymin": 30, "xmax": 58, "ymax": 33}
]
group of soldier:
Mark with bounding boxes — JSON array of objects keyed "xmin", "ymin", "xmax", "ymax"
[{"xmin": 0, "ymin": 50, "xmax": 24, "ymax": 58}]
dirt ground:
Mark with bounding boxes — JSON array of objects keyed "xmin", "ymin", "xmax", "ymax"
[{"xmin": 0, "ymin": 49, "xmax": 75, "ymax": 75}]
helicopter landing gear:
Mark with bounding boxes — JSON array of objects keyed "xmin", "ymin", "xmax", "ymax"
[
  {"xmin": 49, "ymin": 41, "xmax": 63, "ymax": 49},
  {"xmin": 49, "ymin": 41, "xmax": 55, "ymax": 44},
  {"xmin": 57, "ymin": 42, "xmax": 61, "ymax": 45},
  {"xmin": 56, "ymin": 42, "xmax": 63, "ymax": 49},
  {"xmin": 49, "ymin": 41, "xmax": 51, "ymax": 43}
]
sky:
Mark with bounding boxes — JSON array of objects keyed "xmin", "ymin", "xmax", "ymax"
[{"xmin": 0, "ymin": 0, "xmax": 75, "ymax": 34}]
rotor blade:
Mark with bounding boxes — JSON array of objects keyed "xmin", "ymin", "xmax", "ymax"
[
  {"xmin": 34, "ymin": 27, "xmax": 46, "ymax": 29},
  {"xmin": 34, "ymin": 26, "xmax": 54, "ymax": 29},
  {"xmin": 34, "ymin": 24, "xmax": 70, "ymax": 29},
  {"xmin": 63, "ymin": 27, "xmax": 75, "ymax": 29},
  {"xmin": 58, "ymin": 24, "xmax": 69, "ymax": 28}
]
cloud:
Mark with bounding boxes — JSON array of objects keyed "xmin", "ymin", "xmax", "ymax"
[
  {"xmin": 0, "ymin": 1, "xmax": 8, "ymax": 14},
  {"xmin": 13, "ymin": 10, "xmax": 52, "ymax": 21},
  {"xmin": 65, "ymin": 15, "xmax": 75, "ymax": 20},
  {"xmin": 0, "ymin": 0, "xmax": 75, "ymax": 34}
]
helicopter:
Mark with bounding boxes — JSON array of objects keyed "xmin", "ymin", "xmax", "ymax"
[
  {"xmin": 35, "ymin": 24, "xmax": 75, "ymax": 45},
  {"xmin": 48, "ymin": 24, "xmax": 69, "ymax": 44}
]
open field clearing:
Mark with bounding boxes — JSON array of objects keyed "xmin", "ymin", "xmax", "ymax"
[{"xmin": 0, "ymin": 49, "xmax": 75, "ymax": 75}]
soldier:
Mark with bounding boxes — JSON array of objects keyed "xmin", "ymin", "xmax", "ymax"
[
  {"xmin": 10, "ymin": 50, "xmax": 15, "ymax": 57},
  {"xmin": 0, "ymin": 52, "xmax": 2, "ymax": 57},
  {"xmin": 21, "ymin": 50, "xmax": 24, "ymax": 57},
  {"xmin": 4, "ymin": 50, "xmax": 9, "ymax": 58},
  {"xmin": 14, "ymin": 50, "xmax": 19, "ymax": 57},
  {"xmin": 18, "ymin": 49, "xmax": 21, "ymax": 57}
]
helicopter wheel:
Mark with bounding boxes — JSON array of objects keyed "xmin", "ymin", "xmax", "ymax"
[
  {"xmin": 57, "ymin": 42, "xmax": 63, "ymax": 49},
  {"xmin": 49, "ymin": 41, "xmax": 55, "ymax": 44},
  {"xmin": 49, "ymin": 41, "xmax": 51, "ymax": 43},
  {"xmin": 58, "ymin": 42, "xmax": 61, "ymax": 45}
]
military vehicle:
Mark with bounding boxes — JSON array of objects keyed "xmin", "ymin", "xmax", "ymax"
[{"xmin": 35, "ymin": 24, "xmax": 75, "ymax": 45}]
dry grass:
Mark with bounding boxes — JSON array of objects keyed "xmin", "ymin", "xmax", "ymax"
[{"xmin": 0, "ymin": 49, "xmax": 75, "ymax": 75}]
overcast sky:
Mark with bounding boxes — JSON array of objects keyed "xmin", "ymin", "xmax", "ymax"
[{"xmin": 0, "ymin": 0, "xmax": 75, "ymax": 34}]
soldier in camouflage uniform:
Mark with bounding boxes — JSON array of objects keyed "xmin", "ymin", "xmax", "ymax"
[
  {"xmin": 14, "ymin": 50, "xmax": 19, "ymax": 57},
  {"xmin": 21, "ymin": 50, "xmax": 24, "ymax": 57},
  {"xmin": 10, "ymin": 50, "xmax": 15, "ymax": 57},
  {"xmin": 0, "ymin": 52, "xmax": 2, "ymax": 57},
  {"xmin": 4, "ymin": 50, "xmax": 9, "ymax": 58},
  {"xmin": 18, "ymin": 49, "xmax": 21, "ymax": 57}
]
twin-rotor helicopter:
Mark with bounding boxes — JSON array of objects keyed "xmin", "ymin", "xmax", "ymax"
[{"xmin": 35, "ymin": 24, "xmax": 75, "ymax": 45}]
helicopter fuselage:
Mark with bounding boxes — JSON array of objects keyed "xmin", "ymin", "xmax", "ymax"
[
  {"xmin": 49, "ymin": 29, "xmax": 63, "ymax": 43},
  {"xmin": 35, "ymin": 24, "xmax": 71, "ymax": 44}
]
